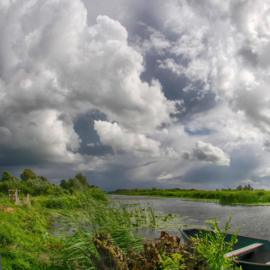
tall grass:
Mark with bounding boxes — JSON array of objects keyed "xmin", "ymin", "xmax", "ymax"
[{"xmin": 52, "ymin": 193, "xmax": 159, "ymax": 268}]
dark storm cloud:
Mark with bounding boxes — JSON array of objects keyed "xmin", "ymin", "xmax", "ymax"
[
  {"xmin": 0, "ymin": 163, "xmax": 89, "ymax": 184},
  {"xmin": 0, "ymin": 147, "xmax": 48, "ymax": 166},
  {"xmin": 73, "ymin": 110, "xmax": 114, "ymax": 156},
  {"xmin": 85, "ymin": 164, "xmax": 162, "ymax": 191}
]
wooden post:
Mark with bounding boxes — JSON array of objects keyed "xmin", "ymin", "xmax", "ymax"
[{"xmin": 15, "ymin": 189, "xmax": 17, "ymax": 205}]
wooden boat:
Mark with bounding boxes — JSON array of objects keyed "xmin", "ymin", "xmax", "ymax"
[{"xmin": 180, "ymin": 228, "xmax": 270, "ymax": 270}]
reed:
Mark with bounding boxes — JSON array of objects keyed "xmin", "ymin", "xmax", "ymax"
[{"xmin": 52, "ymin": 194, "xmax": 161, "ymax": 268}]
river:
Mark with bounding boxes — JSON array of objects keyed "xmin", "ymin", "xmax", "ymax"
[{"xmin": 109, "ymin": 194, "xmax": 270, "ymax": 240}]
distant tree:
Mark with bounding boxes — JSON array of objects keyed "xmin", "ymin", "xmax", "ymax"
[
  {"xmin": 60, "ymin": 179, "xmax": 68, "ymax": 189},
  {"xmin": 236, "ymin": 185, "xmax": 243, "ymax": 191},
  {"xmin": 20, "ymin": 169, "xmax": 37, "ymax": 182},
  {"xmin": 242, "ymin": 184, "xmax": 254, "ymax": 191},
  {"xmin": 75, "ymin": 173, "xmax": 89, "ymax": 187},
  {"xmin": 39, "ymin": 176, "xmax": 49, "ymax": 183},
  {"xmin": 1, "ymin": 171, "xmax": 14, "ymax": 182},
  {"xmin": 0, "ymin": 171, "xmax": 19, "ymax": 193},
  {"xmin": 67, "ymin": 177, "xmax": 84, "ymax": 193}
]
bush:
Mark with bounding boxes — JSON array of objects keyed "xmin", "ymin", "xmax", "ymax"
[{"xmin": 192, "ymin": 215, "xmax": 242, "ymax": 270}]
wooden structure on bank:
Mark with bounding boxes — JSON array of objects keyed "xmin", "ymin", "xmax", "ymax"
[
  {"xmin": 8, "ymin": 189, "xmax": 21, "ymax": 205},
  {"xmin": 7, "ymin": 190, "xmax": 30, "ymax": 205}
]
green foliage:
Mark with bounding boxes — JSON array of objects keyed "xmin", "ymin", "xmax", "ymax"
[
  {"xmin": 0, "ymin": 171, "xmax": 20, "ymax": 193},
  {"xmin": 110, "ymin": 188, "xmax": 270, "ymax": 205},
  {"xmin": 60, "ymin": 173, "xmax": 94, "ymax": 194},
  {"xmin": 0, "ymin": 169, "xmax": 98, "ymax": 197},
  {"xmin": 159, "ymin": 252, "xmax": 186, "ymax": 269},
  {"xmin": 0, "ymin": 202, "xmax": 60, "ymax": 270},
  {"xmin": 54, "ymin": 194, "xmax": 152, "ymax": 268},
  {"xmin": 20, "ymin": 168, "xmax": 37, "ymax": 182},
  {"xmin": 192, "ymin": 215, "xmax": 242, "ymax": 270},
  {"xmin": 87, "ymin": 188, "xmax": 107, "ymax": 201},
  {"xmin": 19, "ymin": 178, "xmax": 64, "ymax": 196},
  {"xmin": 39, "ymin": 175, "xmax": 49, "ymax": 183},
  {"xmin": 60, "ymin": 179, "xmax": 68, "ymax": 189}
]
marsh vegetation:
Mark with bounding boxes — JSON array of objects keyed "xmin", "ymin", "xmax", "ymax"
[
  {"xmin": 109, "ymin": 187, "xmax": 270, "ymax": 205},
  {"xmin": 0, "ymin": 170, "xmax": 245, "ymax": 269}
]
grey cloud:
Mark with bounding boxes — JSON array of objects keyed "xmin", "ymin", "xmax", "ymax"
[
  {"xmin": 192, "ymin": 141, "xmax": 230, "ymax": 166},
  {"xmin": 182, "ymin": 146, "xmax": 260, "ymax": 186},
  {"xmin": 2, "ymin": 0, "xmax": 270, "ymax": 191},
  {"xmin": 0, "ymin": 0, "xmax": 182, "ymax": 168},
  {"xmin": 238, "ymin": 46, "xmax": 258, "ymax": 67}
]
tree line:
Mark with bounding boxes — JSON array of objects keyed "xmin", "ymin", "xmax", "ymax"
[{"xmin": 0, "ymin": 169, "xmax": 97, "ymax": 196}]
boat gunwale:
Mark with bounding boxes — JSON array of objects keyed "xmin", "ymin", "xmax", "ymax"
[
  {"xmin": 179, "ymin": 228, "xmax": 270, "ymax": 267},
  {"xmin": 180, "ymin": 228, "xmax": 270, "ymax": 243}
]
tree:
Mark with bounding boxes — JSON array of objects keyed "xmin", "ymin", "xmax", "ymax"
[
  {"xmin": 60, "ymin": 179, "xmax": 68, "ymax": 189},
  {"xmin": 39, "ymin": 176, "xmax": 49, "ymax": 183},
  {"xmin": 67, "ymin": 177, "xmax": 84, "ymax": 193},
  {"xmin": 20, "ymin": 169, "xmax": 37, "ymax": 182},
  {"xmin": 0, "ymin": 171, "xmax": 19, "ymax": 185},
  {"xmin": 236, "ymin": 185, "xmax": 242, "ymax": 191},
  {"xmin": 75, "ymin": 173, "xmax": 89, "ymax": 187},
  {"xmin": 1, "ymin": 171, "xmax": 13, "ymax": 182},
  {"xmin": 0, "ymin": 171, "xmax": 19, "ymax": 193}
]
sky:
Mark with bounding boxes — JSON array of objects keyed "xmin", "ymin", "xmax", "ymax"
[{"xmin": 1, "ymin": 0, "xmax": 270, "ymax": 191}]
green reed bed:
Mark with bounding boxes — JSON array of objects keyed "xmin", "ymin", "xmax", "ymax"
[
  {"xmin": 110, "ymin": 188, "xmax": 270, "ymax": 205},
  {"xmin": 45, "ymin": 193, "xmax": 165, "ymax": 268},
  {"xmin": 219, "ymin": 190, "xmax": 270, "ymax": 204}
]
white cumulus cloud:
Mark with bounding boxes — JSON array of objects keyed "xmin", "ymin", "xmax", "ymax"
[{"xmin": 94, "ymin": 120, "xmax": 161, "ymax": 157}]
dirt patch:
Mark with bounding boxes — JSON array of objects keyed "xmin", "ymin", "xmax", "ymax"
[{"xmin": 0, "ymin": 205, "xmax": 15, "ymax": 213}]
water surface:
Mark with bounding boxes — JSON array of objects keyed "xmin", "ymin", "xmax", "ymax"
[{"xmin": 109, "ymin": 194, "xmax": 270, "ymax": 240}]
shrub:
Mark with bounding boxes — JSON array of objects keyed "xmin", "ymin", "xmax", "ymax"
[{"xmin": 192, "ymin": 215, "xmax": 242, "ymax": 270}]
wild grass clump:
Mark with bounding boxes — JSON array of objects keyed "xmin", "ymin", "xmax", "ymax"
[
  {"xmin": 54, "ymin": 195, "xmax": 148, "ymax": 268},
  {"xmin": 219, "ymin": 191, "xmax": 260, "ymax": 204}
]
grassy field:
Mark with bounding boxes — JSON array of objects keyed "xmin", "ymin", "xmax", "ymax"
[{"xmin": 108, "ymin": 188, "xmax": 270, "ymax": 205}]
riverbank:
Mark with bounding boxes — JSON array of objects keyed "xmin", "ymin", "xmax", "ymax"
[
  {"xmin": 108, "ymin": 188, "xmax": 270, "ymax": 205},
  {"xmin": 0, "ymin": 192, "xmax": 251, "ymax": 269},
  {"xmin": 0, "ymin": 191, "xmax": 183, "ymax": 269}
]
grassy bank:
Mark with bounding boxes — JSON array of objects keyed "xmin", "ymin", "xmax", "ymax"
[
  {"xmin": 108, "ymin": 188, "xmax": 270, "ymax": 205},
  {"xmin": 0, "ymin": 189, "xmax": 177, "ymax": 269},
  {"xmin": 0, "ymin": 199, "xmax": 60, "ymax": 269}
]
